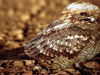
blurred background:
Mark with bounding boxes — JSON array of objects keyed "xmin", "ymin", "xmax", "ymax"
[{"xmin": 0, "ymin": 0, "xmax": 100, "ymax": 50}]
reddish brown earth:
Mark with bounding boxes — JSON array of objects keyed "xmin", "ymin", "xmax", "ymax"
[{"xmin": 0, "ymin": 0, "xmax": 100, "ymax": 75}]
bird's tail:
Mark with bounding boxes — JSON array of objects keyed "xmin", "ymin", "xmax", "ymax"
[{"xmin": 0, "ymin": 46, "xmax": 31, "ymax": 60}]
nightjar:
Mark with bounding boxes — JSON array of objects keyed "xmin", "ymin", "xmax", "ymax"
[{"xmin": 25, "ymin": 1, "xmax": 100, "ymax": 68}]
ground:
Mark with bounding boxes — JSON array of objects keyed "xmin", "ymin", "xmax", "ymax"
[{"xmin": 0, "ymin": 0, "xmax": 100, "ymax": 75}]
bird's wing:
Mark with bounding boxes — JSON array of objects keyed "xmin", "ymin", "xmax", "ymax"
[{"xmin": 25, "ymin": 20, "xmax": 93, "ymax": 59}]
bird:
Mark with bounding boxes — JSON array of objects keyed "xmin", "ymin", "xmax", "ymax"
[{"xmin": 24, "ymin": 1, "xmax": 100, "ymax": 69}]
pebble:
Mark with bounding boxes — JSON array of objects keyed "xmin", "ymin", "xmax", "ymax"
[
  {"xmin": 51, "ymin": 64, "xmax": 60, "ymax": 70},
  {"xmin": 10, "ymin": 29, "xmax": 24, "ymax": 41},
  {"xmin": 40, "ymin": 69, "xmax": 48, "ymax": 74},
  {"xmin": 5, "ymin": 41, "xmax": 20, "ymax": 48},
  {"xmin": 16, "ymin": 33, "xmax": 24, "ymax": 41},
  {"xmin": 7, "ymin": 9, "xmax": 14, "ymax": 17},
  {"xmin": 31, "ymin": 5, "xmax": 41, "ymax": 15},
  {"xmin": 13, "ymin": 61, "xmax": 24, "ymax": 67},
  {"xmin": 20, "ymin": 13, "xmax": 30, "ymax": 22},
  {"xmin": 65, "ymin": 68, "xmax": 80, "ymax": 75},
  {"xmin": 0, "ymin": 67, "xmax": 4, "ymax": 71},
  {"xmin": 33, "ymin": 66, "xmax": 42, "ymax": 70},
  {"xmin": 25, "ymin": 60, "xmax": 35, "ymax": 66},
  {"xmin": 10, "ymin": 29, "xmax": 23, "ymax": 36},
  {"xmin": 0, "ymin": 34, "xmax": 6, "ymax": 49},
  {"xmin": 84, "ymin": 61, "xmax": 100, "ymax": 69},
  {"xmin": 22, "ymin": 71, "xmax": 33, "ymax": 75},
  {"xmin": 39, "ymin": 11, "xmax": 46, "ymax": 19},
  {"xmin": 39, "ymin": 0, "xmax": 47, "ymax": 7},
  {"xmin": 17, "ymin": 23, "xmax": 26, "ymax": 30},
  {"xmin": 55, "ymin": 69, "xmax": 68, "ymax": 75}
]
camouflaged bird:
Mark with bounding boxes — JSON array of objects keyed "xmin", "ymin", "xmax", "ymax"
[{"xmin": 25, "ymin": 1, "xmax": 100, "ymax": 68}]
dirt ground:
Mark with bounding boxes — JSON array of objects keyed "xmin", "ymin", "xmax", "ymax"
[{"xmin": 0, "ymin": 0, "xmax": 100, "ymax": 75}]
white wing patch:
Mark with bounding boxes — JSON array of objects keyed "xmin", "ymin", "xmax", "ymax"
[
  {"xmin": 53, "ymin": 21, "xmax": 72, "ymax": 30},
  {"xmin": 53, "ymin": 23, "xmax": 68, "ymax": 29},
  {"xmin": 66, "ymin": 34, "xmax": 88, "ymax": 41}
]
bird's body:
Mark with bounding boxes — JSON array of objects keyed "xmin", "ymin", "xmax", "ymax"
[{"xmin": 25, "ymin": 1, "xmax": 100, "ymax": 68}]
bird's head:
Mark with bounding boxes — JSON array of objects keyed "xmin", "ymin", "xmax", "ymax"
[{"xmin": 60, "ymin": 1, "xmax": 100, "ymax": 30}]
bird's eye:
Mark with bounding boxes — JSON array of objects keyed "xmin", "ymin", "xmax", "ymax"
[{"xmin": 80, "ymin": 12, "xmax": 88, "ymax": 16}]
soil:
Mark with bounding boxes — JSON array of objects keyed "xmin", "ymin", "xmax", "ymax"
[{"xmin": 0, "ymin": 0, "xmax": 100, "ymax": 75}]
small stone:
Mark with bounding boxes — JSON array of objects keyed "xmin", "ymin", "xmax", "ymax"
[
  {"xmin": 16, "ymin": 33, "xmax": 24, "ymax": 41},
  {"xmin": 65, "ymin": 69, "xmax": 80, "ymax": 75},
  {"xmin": 22, "ymin": 71, "xmax": 32, "ymax": 75},
  {"xmin": 65, "ymin": 68, "xmax": 76, "ymax": 72},
  {"xmin": 40, "ymin": 69, "xmax": 48, "ymax": 74},
  {"xmin": 20, "ymin": 13, "xmax": 30, "ymax": 22},
  {"xmin": 51, "ymin": 64, "xmax": 60, "ymax": 69},
  {"xmin": 39, "ymin": 11, "xmax": 46, "ymax": 19},
  {"xmin": 13, "ymin": 61, "xmax": 24, "ymax": 67},
  {"xmin": 17, "ymin": 23, "xmax": 26, "ymax": 30},
  {"xmin": 7, "ymin": 9, "xmax": 14, "ymax": 16},
  {"xmin": 39, "ymin": 0, "xmax": 47, "ymax": 7},
  {"xmin": 10, "ymin": 29, "xmax": 24, "ymax": 41},
  {"xmin": 84, "ymin": 61, "xmax": 100, "ymax": 69},
  {"xmin": 35, "ymin": 28, "xmax": 41, "ymax": 33},
  {"xmin": 11, "ymin": 29, "xmax": 23, "ymax": 36},
  {"xmin": 25, "ymin": 60, "xmax": 35, "ymax": 66},
  {"xmin": 56, "ymin": 69, "xmax": 68, "ymax": 75},
  {"xmin": 0, "ymin": 34, "xmax": 5, "ymax": 49},
  {"xmin": 25, "ymin": 60, "xmax": 32, "ymax": 66},
  {"xmin": 33, "ymin": 66, "xmax": 41, "ymax": 70},
  {"xmin": 31, "ymin": 5, "xmax": 41, "ymax": 15},
  {"xmin": 5, "ymin": 41, "xmax": 20, "ymax": 49},
  {"xmin": 0, "ymin": 67, "xmax": 4, "ymax": 70}
]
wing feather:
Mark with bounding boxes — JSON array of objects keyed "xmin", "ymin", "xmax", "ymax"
[{"xmin": 25, "ymin": 20, "xmax": 92, "ymax": 59}]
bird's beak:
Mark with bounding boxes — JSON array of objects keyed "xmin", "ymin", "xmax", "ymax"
[
  {"xmin": 80, "ymin": 17, "xmax": 96, "ymax": 22},
  {"xmin": 86, "ymin": 17, "xmax": 96, "ymax": 22}
]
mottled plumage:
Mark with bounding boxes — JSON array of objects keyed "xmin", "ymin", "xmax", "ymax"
[{"xmin": 25, "ymin": 1, "xmax": 100, "ymax": 68}]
